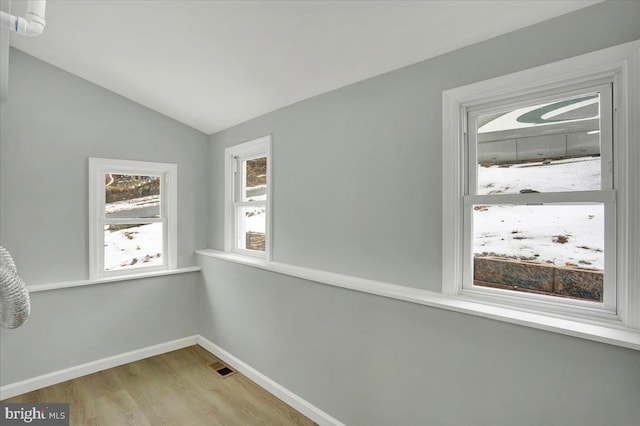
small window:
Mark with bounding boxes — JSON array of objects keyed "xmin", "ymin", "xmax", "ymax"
[
  {"xmin": 89, "ymin": 158, "xmax": 177, "ymax": 279},
  {"xmin": 225, "ymin": 136, "xmax": 271, "ymax": 257}
]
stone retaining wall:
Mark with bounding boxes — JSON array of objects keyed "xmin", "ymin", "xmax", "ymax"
[
  {"xmin": 246, "ymin": 231, "xmax": 266, "ymax": 252},
  {"xmin": 474, "ymin": 256, "xmax": 603, "ymax": 302}
]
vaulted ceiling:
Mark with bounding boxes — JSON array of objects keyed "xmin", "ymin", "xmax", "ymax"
[{"xmin": 8, "ymin": 0, "xmax": 601, "ymax": 134}]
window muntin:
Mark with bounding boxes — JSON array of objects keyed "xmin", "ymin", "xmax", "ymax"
[
  {"xmin": 225, "ymin": 136, "xmax": 271, "ymax": 258},
  {"xmin": 89, "ymin": 159, "xmax": 177, "ymax": 279},
  {"xmin": 463, "ymin": 83, "xmax": 615, "ymax": 308}
]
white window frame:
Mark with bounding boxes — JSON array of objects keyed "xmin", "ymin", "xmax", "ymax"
[
  {"xmin": 464, "ymin": 82, "xmax": 616, "ymax": 318},
  {"xmin": 442, "ymin": 40, "xmax": 640, "ymax": 329},
  {"xmin": 224, "ymin": 135, "xmax": 272, "ymax": 259},
  {"xmin": 89, "ymin": 158, "xmax": 178, "ymax": 279}
]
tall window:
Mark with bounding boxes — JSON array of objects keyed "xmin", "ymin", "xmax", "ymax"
[
  {"xmin": 89, "ymin": 158, "xmax": 177, "ymax": 279},
  {"xmin": 464, "ymin": 83, "xmax": 616, "ymax": 312},
  {"xmin": 225, "ymin": 136, "xmax": 271, "ymax": 258}
]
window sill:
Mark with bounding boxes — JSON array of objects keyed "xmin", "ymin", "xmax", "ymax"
[
  {"xmin": 196, "ymin": 249, "xmax": 640, "ymax": 351},
  {"xmin": 27, "ymin": 267, "xmax": 202, "ymax": 293}
]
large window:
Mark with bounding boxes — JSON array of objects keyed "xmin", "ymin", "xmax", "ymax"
[
  {"xmin": 465, "ymin": 83, "xmax": 616, "ymax": 311},
  {"xmin": 89, "ymin": 158, "xmax": 177, "ymax": 279},
  {"xmin": 224, "ymin": 136, "xmax": 271, "ymax": 258},
  {"xmin": 442, "ymin": 42, "xmax": 640, "ymax": 327}
]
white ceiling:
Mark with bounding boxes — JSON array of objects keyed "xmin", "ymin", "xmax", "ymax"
[{"xmin": 9, "ymin": 0, "xmax": 601, "ymax": 135}]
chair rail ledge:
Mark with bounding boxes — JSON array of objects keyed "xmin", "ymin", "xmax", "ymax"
[{"xmin": 196, "ymin": 249, "xmax": 640, "ymax": 351}]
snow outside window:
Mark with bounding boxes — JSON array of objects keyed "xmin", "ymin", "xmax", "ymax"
[
  {"xmin": 224, "ymin": 136, "xmax": 271, "ymax": 258},
  {"xmin": 461, "ymin": 82, "xmax": 617, "ymax": 314},
  {"xmin": 443, "ymin": 42, "xmax": 640, "ymax": 332},
  {"xmin": 89, "ymin": 158, "xmax": 177, "ymax": 279}
]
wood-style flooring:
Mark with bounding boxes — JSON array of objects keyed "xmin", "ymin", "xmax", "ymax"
[{"xmin": 3, "ymin": 345, "xmax": 316, "ymax": 425}]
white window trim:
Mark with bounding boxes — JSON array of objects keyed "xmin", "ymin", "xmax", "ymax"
[
  {"xmin": 28, "ymin": 267, "xmax": 201, "ymax": 293},
  {"xmin": 224, "ymin": 135, "xmax": 272, "ymax": 260},
  {"xmin": 89, "ymin": 158, "xmax": 178, "ymax": 280},
  {"xmin": 442, "ymin": 40, "xmax": 640, "ymax": 329},
  {"xmin": 463, "ymin": 82, "xmax": 617, "ymax": 319}
]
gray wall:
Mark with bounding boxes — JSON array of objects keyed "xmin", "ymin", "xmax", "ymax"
[
  {"xmin": 203, "ymin": 2, "xmax": 640, "ymax": 425},
  {"xmin": 1, "ymin": 274, "xmax": 201, "ymax": 385},
  {"xmin": 0, "ymin": 50, "xmax": 208, "ymax": 385},
  {"xmin": 198, "ymin": 256, "xmax": 640, "ymax": 426},
  {"xmin": 1, "ymin": 49, "xmax": 210, "ymax": 283},
  {"xmin": 208, "ymin": 0, "xmax": 640, "ymax": 291}
]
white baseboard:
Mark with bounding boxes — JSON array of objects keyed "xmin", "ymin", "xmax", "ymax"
[
  {"xmin": 1, "ymin": 334, "xmax": 343, "ymax": 425},
  {"xmin": 0, "ymin": 335, "xmax": 199, "ymax": 400},
  {"xmin": 196, "ymin": 335, "xmax": 344, "ymax": 426}
]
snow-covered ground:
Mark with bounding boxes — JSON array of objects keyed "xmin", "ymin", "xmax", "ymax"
[
  {"xmin": 105, "ymin": 195, "xmax": 159, "ymax": 216},
  {"xmin": 475, "ymin": 156, "xmax": 604, "ymax": 269},
  {"xmin": 478, "ymin": 156, "xmax": 600, "ymax": 195},
  {"xmin": 104, "ymin": 222, "xmax": 163, "ymax": 271},
  {"xmin": 474, "ymin": 204, "xmax": 603, "ymax": 268},
  {"xmin": 244, "ymin": 207, "xmax": 266, "ymax": 233}
]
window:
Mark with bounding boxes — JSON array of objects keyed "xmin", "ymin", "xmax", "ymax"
[
  {"xmin": 89, "ymin": 158, "xmax": 177, "ymax": 279},
  {"xmin": 224, "ymin": 136, "xmax": 271, "ymax": 258},
  {"xmin": 442, "ymin": 41, "xmax": 640, "ymax": 327},
  {"xmin": 465, "ymin": 83, "xmax": 616, "ymax": 312}
]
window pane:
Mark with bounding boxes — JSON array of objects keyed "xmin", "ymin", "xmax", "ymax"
[
  {"xmin": 243, "ymin": 157, "xmax": 267, "ymax": 201},
  {"xmin": 238, "ymin": 206, "xmax": 266, "ymax": 251},
  {"xmin": 104, "ymin": 223, "xmax": 163, "ymax": 271},
  {"xmin": 472, "ymin": 204, "xmax": 604, "ymax": 302},
  {"xmin": 105, "ymin": 174, "xmax": 160, "ymax": 218},
  {"xmin": 475, "ymin": 91, "xmax": 602, "ymax": 194}
]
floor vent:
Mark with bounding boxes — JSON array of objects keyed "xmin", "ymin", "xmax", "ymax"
[{"xmin": 209, "ymin": 362, "xmax": 237, "ymax": 378}]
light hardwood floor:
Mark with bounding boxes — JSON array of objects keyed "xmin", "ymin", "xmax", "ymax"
[{"xmin": 4, "ymin": 345, "xmax": 316, "ymax": 425}]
